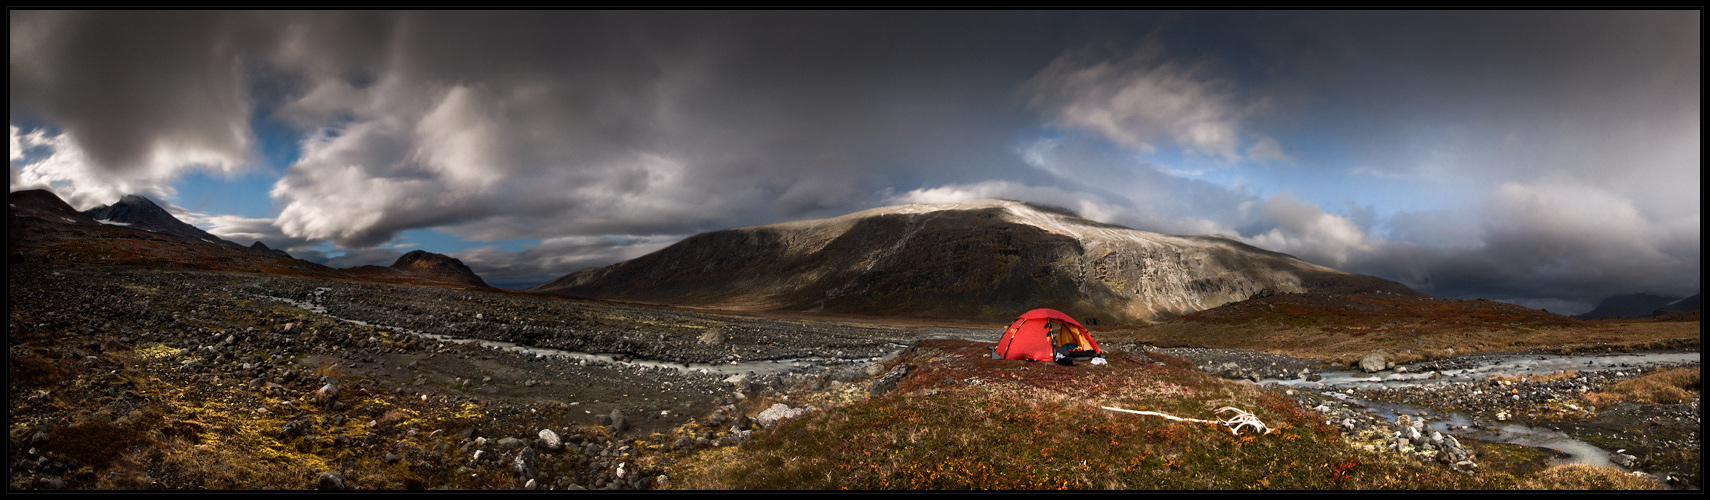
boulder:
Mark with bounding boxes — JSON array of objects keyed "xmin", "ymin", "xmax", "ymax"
[
  {"xmin": 1358, "ymin": 353, "xmax": 1387, "ymax": 373},
  {"xmin": 609, "ymin": 409, "xmax": 628, "ymax": 433},
  {"xmin": 868, "ymin": 364, "xmax": 911, "ymax": 396},
  {"xmin": 756, "ymin": 403, "xmax": 808, "ymax": 427},
  {"xmin": 316, "ymin": 471, "xmax": 346, "ymax": 490},
  {"xmin": 538, "ymin": 429, "xmax": 562, "ymax": 451},
  {"xmin": 514, "ymin": 447, "xmax": 538, "ymax": 478}
]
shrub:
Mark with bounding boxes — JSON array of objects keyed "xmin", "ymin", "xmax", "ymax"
[
  {"xmin": 1584, "ymin": 367, "xmax": 1699, "ymax": 407},
  {"xmin": 1517, "ymin": 464, "xmax": 1663, "ymax": 490}
]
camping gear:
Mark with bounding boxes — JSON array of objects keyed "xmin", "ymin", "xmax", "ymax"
[{"xmin": 994, "ymin": 308, "xmax": 1103, "ymax": 362}]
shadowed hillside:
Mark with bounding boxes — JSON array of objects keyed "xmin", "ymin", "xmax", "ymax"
[{"xmin": 533, "ymin": 199, "xmax": 1418, "ymax": 323}]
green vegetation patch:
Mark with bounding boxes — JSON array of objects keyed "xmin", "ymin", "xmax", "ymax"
[{"xmin": 670, "ymin": 339, "xmax": 1499, "ymax": 490}]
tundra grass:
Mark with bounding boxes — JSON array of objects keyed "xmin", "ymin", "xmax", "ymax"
[{"xmin": 668, "ymin": 339, "xmax": 1613, "ymax": 490}]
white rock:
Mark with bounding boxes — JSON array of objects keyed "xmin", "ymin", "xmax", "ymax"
[{"xmin": 539, "ymin": 429, "xmax": 562, "ymax": 450}]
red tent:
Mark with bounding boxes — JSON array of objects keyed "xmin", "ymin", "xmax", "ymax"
[{"xmin": 993, "ymin": 308, "xmax": 1102, "ymax": 362}]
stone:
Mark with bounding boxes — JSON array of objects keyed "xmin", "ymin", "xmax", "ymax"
[
  {"xmin": 1612, "ymin": 453, "xmax": 1640, "ymax": 469},
  {"xmin": 1358, "ymin": 353, "xmax": 1387, "ymax": 373},
  {"xmin": 514, "ymin": 447, "xmax": 538, "ymax": 478},
  {"xmin": 868, "ymin": 364, "xmax": 911, "ymax": 396},
  {"xmin": 756, "ymin": 403, "xmax": 808, "ymax": 427},
  {"xmin": 609, "ymin": 409, "xmax": 628, "ymax": 433},
  {"xmin": 317, "ymin": 471, "xmax": 346, "ymax": 490},
  {"xmin": 538, "ymin": 429, "xmax": 562, "ymax": 451}
]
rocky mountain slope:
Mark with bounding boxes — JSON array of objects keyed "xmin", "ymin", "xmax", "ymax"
[
  {"xmin": 532, "ymin": 199, "xmax": 1418, "ymax": 323},
  {"xmin": 340, "ymin": 249, "xmax": 492, "ymax": 289},
  {"xmin": 81, "ymin": 194, "xmax": 241, "ymax": 248},
  {"xmin": 9, "ymin": 189, "xmax": 488, "ymax": 290},
  {"xmin": 1577, "ymin": 293, "xmax": 1687, "ymax": 320}
]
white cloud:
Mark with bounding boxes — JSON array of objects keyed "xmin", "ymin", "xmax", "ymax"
[
  {"xmin": 1244, "ymin": 193, "xmax": 1375, "ymax": 267},
  {"xmin": 1244, "ymin": 136, "xmax": 1295, "ymax": 165},
  {"xmin": 1023, "ymin": 40, "xmax": 1247, "ymax": 161},
  {"xmin": 453, "ymin": 234, "xmax": 682, "ymax": 289},
  {"xmin": 8, "ymin": 127, "xmax": 175, "ymax": 209}
]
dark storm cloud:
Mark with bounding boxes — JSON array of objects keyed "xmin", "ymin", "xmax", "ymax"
[
  {"xmin": 252, "ymin": 11, "xmax": 1108, "ymax": 248},
  {"xmin": 9, "ymin": 11, "xmax": 1699, "ymax": 313},
  {"xmin": 10, "ymin": 11, "xmax": 272, "ymax": 175}
]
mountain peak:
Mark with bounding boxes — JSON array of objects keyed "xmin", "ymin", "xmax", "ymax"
[
  {"xmin": 533, "ymin": 199, "xmax": 1416, "ymax": 323},
  {"xmin": 82, "ymin": 194, "xmax": 236, "ymax": 247},
  {"xmin": 117, "ymin": 194, "xmax": 158, "ymax": 206},
  {"xmin": 390, "ymin": 250, "xmax": 489, "ymax": 288}
]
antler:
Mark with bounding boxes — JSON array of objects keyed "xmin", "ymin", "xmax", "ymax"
[
  {"xmin": 1215, "ymin": 407, "xmax": 1274, "ymax": 436},
  {"xmin": 1101, "ymin": 406, "xmax": 1274, "ymax": 437}
]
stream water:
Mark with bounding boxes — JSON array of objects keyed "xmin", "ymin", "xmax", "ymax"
[
  {"xmin": 257, "ymin": 291, "xmax": 892, "ymax": 378},
  {"xmin": 1271, "ymin": 351, "xmax": 1699, "ymax": 472},
  {"xmin": 261, "ymin": 290, "xmax": 1695, "ymax": 476}
]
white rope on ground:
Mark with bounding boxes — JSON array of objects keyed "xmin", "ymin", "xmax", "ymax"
[{"xmin": 1100, "ymin": 405, "xmax": 1275, "ymax": 436}]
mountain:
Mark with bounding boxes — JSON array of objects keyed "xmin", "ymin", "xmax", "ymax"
[
  {"xmin": 11, "ymin": 189, "xmax": 491, "ymax": 290},
  {"xmin": 82, "ymin": 194, "xmax": 241, "ymax": 248},
  {"xmin": 249, "ymin": 241, "xmax": 292, "ymax": 258},
  {"xmin": 531, "ymin": 199, "xmax": 1419, "ymax": 323},
  {"xmin": 390, "ymin": 250, "xmax": 489, "ymax": 288},
  {"xmin": 339, "ymin": 250, "xmax": 490, "ymax": 289},
  {"xmin": 9, "ymin": 189, "xmax": 329, "ymax": 275},
  {"xmin": 1662, "ymin": 293, "xmax": 1701, "ymax": 312},
  {"xmin": 1575, "ymin": 293, "xmax": 1683, "ymax": 320}
]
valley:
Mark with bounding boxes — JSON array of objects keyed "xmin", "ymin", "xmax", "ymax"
[
  {"xmin": 8, "ymin": 261, "xmax": 1698, "ymax": 490},
  {"xmin": 7, "ymin": 191, "xmax": 1699, "ymax": 490}
]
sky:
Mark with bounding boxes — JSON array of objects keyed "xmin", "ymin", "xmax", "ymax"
[{"xmin": 9, "ymin": 10, "xmax": 1701, "ymax": 315}]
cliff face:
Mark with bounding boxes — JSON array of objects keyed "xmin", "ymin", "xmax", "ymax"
[{"xmin": 533, "ymin": 199, "xmax": 1418, "ymax": 323}]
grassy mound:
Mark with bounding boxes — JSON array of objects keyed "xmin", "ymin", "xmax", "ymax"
[{"xmin": 671, "ymin": 339, "xmax": 1530, "ymax": 490}]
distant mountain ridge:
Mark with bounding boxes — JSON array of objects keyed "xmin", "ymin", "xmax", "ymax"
[
  {"xmin": 10, "ymin": 189, "xmax": 489, "ymax": 290},
  {"xmin": 346, "ymin": 249, "xmax": 489, "ymax": 288},
  {"xmin": 82, "ymin": 194, "xmax": 240, "ymax": 248},
  {"xmin": 532, "ymin": 199, "xmax": 1420, "ymax": 323},
  {"xmin": 1575, "ymin": 293, "xmax": 1690, "ymax": 320}
]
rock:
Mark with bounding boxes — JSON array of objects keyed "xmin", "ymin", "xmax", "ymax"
[
  {"xmin": 1358, "ymin": 353, "xmax": 1387, "ymax": 373},
  {"xmin": 315, "ymin": 383, "xmax": 339, "ymax": 404},
  {"xmin": 317, "ymin": 471, "xmax": 346, "ymax": 490},
  {"xmin": 756, "ymin": 403, "xmax": 808, "ymax": 427},
  {"xmin": 538, "ymin": 429, "xmax": 562, "ymax": 451},
  {"xmin": 829, "ymin": 365, "xmax": 868, "ymax": 383},
  {"xmin": 1306, "ymin": 372, "xmax": 1323, "ymax": 382},
  {"xmin": 609, "ymin": 409, "xmax": 628, "ymax": 433},
  {"xmin": 514, "ymin": 447, "xmax": 537, "ymax": 478},
  {"xmin": 498, "ymin": 437, "xmax": 525, "ymax": 449},
  {"xmin": 1612, "ymin": 453, "xmax": 1640, "ymax": 469},
  {"xmin": 868, "ymin": 364, "xmax": 911, "ymax": 396},
  {"xmin": 280, "ymin": 420, "xmax": 303, "ymax": 439}
]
